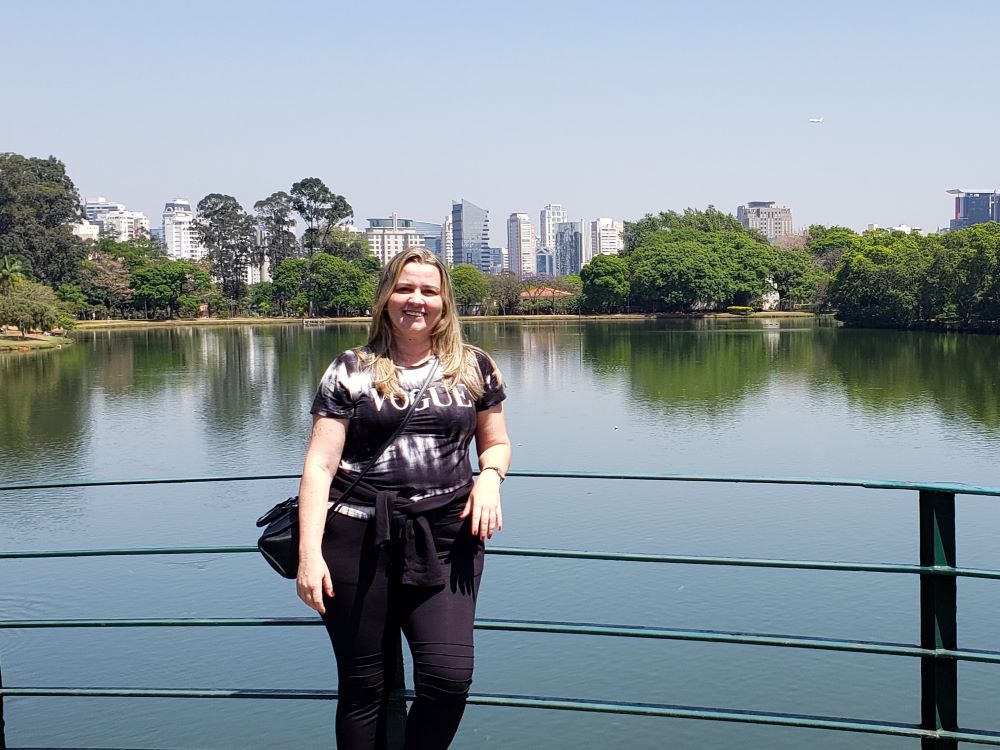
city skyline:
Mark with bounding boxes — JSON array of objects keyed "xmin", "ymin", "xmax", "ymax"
[{"xmin": 4, "ymin": 2, "xmax": 999, "ymax": 240}]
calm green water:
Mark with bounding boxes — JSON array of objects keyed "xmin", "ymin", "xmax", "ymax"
[{"xmin": 2, "ymin": 319, "xmax": 1000, "ymax": 749}]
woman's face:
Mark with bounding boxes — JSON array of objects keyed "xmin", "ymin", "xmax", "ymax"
[{"xmin": 386, "ymin": 261, "xmax": 444, "ymax": 343}]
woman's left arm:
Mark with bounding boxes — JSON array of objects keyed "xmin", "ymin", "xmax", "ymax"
[{"xmin": 462, "ymin": 403, "xmax": 512, "ymax": 541}]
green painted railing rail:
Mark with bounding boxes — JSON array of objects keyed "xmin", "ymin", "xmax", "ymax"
[{"xmin": 3, "ymin": 470, "xmax": 1000, "ymax": 749}]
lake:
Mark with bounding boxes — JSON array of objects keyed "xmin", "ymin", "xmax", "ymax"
[{"xmin": 2, "ymin": 318, "xmax": 999, "ymax": 748}]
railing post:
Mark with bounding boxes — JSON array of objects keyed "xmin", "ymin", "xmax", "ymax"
[
  {"xmin": 1, "ymin": 653, "xmax": 6, "ymax": 749},
  {"xmin": 919, "ymin": 490, "xmax": 957, "ymax": 750}
]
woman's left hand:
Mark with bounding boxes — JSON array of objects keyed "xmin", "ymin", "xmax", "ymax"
[{"xmin": 461, "ymin": 472, "xmax": 503, "ymax": 541}]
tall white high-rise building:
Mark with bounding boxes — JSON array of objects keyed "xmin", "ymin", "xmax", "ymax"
[
  {"xmin": 97, "ymin": 210, "xmax": 150, "ymax": 241},
  {"xmin": 84, "ymin": 197, "xmax": 125, "ymax": 222},
  {"xmin": 507, "ymin": 213, "xmax": 536, "ymax": 278},
  {"xmin": 84, "ymin": 197, "xmax": 149, "ymax": 241},
  {"xmin": 539, "ymin": 204, "xmax": 567, "ymax": 252},
  {"xmin": 590, "ymin": 218, "xmax": 624, "ymax": 259},
  {"xmin": 366, "ymin": 213, "xmax": 426, "ymax": 266},
  {"xmin": 162, "ymin": 199, "xmax": 208, "ymax": 261},
  {"xmin": 442, "ymin": 215, "xmax": 453, "ymax": 265},
  {"xmin": 737, "ymin": 201, "xmax": 793, "ymax": 243}
]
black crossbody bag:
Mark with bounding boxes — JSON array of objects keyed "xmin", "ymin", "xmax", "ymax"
[{"xmin": 256, "ymin": 359, "xmax": 440, "ymax": 578}]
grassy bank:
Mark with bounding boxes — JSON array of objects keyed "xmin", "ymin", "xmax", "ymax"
[{"xmin": 1, "ymin": 334, "xmax": 73, "ymax": 352}]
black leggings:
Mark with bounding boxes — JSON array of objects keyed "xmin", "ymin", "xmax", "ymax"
[{"xmin": 320, "ymin": 501, "xmax": 484, "ymax": 750}]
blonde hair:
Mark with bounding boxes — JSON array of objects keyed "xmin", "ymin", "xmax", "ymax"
[{"xmin": 359, "ymin": 248, "xmax": 499, "ymax": 399}]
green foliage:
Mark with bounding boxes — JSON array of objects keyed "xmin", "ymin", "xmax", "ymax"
[
  {"xmin": 450, "ymin": 264, "xmax": 490, "ymax": 312},
  {"xmin": 56, "ymin": 283, "xmax": 88, "ymax": 316},
  {"xmin": 79, "ymin": 251, "xmax": 134, "ymax": 316},
  {"xmin": 806, "ymin": 225, "xmax": 860, "ymax": 272},
  {"xmin": 320, "ymin": 227, "xmax": 370, "ymax": 262},
  {"xmin": 828, "ymin": 223, "xmax": 1000, "ymax": 327},
  {"xmin": 489, "ymin": 272, "xmax": 522, "ymax": 315},
  {"xmin": 131, "ymin": 260, "xmax": 212, "ymax": 318},
  {"xmin": 0, "ymin": 279, "xmax": 70, "ymax": 336},
  {"xmin": 629, "ymin": 236, "xmax": 734, "ymax": 311},
  {"xmin": 310, "ymin": 253, "xmax": 373, "ymax": 315},
  {"xmin": 253, "ymin": 191, "xmax": 299, "ymax": 268},
  {"xmin": 625, "ymin": 206, "xmax": 763, "ymax": 254},
  {"xmin": 1, "ymin": 254, "xmax": 28, "ymax": 293},
  {"xmin": 726, "ymin": 306, "xmax": 752, "ymax": 316},
  {"xmin": 0, "ymin": 153, "xmax": 87, "ymax": 284},
  {"xmin": 196, "ymin": 193, "xmax": 256, "ymax": 302},
  {"xmin": 770, "ymin": 248, "xmax": 827, "ymax": 308},
  {"xmin": 290, "ymin": 177, "xmax": 353, "ymax": 256},
  {"xmin": 581, "ymin": 254, "xmax": 629, "ymax": 312},
  {"xmin": 97, "ymin": 236, "xmax": 165, "ymax": 271}
]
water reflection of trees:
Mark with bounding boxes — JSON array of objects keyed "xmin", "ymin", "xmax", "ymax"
[
  {"xmin": 818, "ymin": 329, "xmax": 1000, "ymax": 429},
  {"xmin": 582, "ymin": 322, "xmax": 785, "ymax": 415},
  {"xmin": 0, "ymin": 345, "xmax": 90, "ymax": 479}
]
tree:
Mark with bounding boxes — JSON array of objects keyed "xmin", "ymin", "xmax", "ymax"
[
  {"xmin": 770, "ymin": 248, "xmax": 826, "ymax": 308},
  {"xmin": 0, "ymin": 254, "xmax": 27, "ymax": 293},
  {"xmin": 629, "ymin": 235, "xmax": 733, "ymax": 311},
  {"xmin": 0, "ymin": 279, "xmax": 73, "ymax": 336},
  {"xmin": 310, "ymin": 253, "xmax": 369, "ymax": 316},
  {"xmin": 289, "ymin": 177, "xmax": 353, "ymax": 256},
  {"xmin": 450, "ymin": 264, "xmax": 490, "ymax": 314},
  {"xmin": 581, "ymin": 254, "xmax": 630, "ymax": 312},
  {"xmin": 0, "ymin": 153, "xmax": 88, "ymax": 284},
  {"xmin": 97, "ymin": 236, "xmax": 166, "ymax": 271},
  {"xmin": 489, "ymin": 272, "xmax": 522, "ymax": 315},
  {"xmin": 131, "ymin": 260, "xmax": 211, "ymax": 318},
  {"xmin": 79, "ymin": 251, "xmax": 134, "ymax": 317},
  {"xmin": 320, "ymin": 227, "xmax": 370, "ymax": 262},
  {"xmin": 625, "ymin": 206, "xmax": 760, "ymax": 254},
  {"xmin": 806, "ymin": 225, "xmax": 860, "ymax": 272},
  {"xmin": 196, "ymin": 193, "xmax": 256, "ymax": 302},
  {"xmin": 271, "ymin": 257, "xmax": 310, "ymax": 315},
  {"xmin": 254, "ymin": 191, "xmax": 299, "ymax": 268},
  {"xmin": 56, "ymin": 283, "xmax": 89, "ymax": 317}
]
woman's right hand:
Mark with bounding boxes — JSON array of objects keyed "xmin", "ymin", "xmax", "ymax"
[{"xmin": 296, "ymin": 555, "xmax": 334, "ymax": 614}]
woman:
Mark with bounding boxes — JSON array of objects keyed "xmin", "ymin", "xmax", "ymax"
[{"xmin": 296, "ymin": 247, "xmax": 511, "ymax": 750}]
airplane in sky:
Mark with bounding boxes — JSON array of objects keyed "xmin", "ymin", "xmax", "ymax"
[{"xmin": 808, "ymin": 117, "xmax": 824, "ymax": 124}]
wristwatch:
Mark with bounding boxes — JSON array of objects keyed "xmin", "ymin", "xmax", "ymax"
[{"xmin": 480, "ymin": 466, "xmax": 506, "ymax": 483}]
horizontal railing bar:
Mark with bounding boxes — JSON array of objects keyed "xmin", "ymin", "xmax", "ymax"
[
  {"xmin": 2, "ymin": 470, "xmax": 999, "ymax": 496},
  {"xmin": 4, "ymin": 687, "xmax": 1000, "ymax": 743},
  {"xmin": 5, "ymin": 616, "xmax": 1000, "ymax": 664},
  {"xmin": 3, "ymin": 545, "xmax": 998, "ymax": 580}
]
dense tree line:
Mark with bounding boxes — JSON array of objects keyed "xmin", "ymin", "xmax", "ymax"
[
  {"xmin": 0, "ymin": 151, "xmax": 370, "ymax": 329},
  {"xmin": 829, "ymin": 222, "xmax": 1000, "ymax": 327},
  {"xmin": 579, "ymin": 208, "xmax": 826, "ymax": 313}
]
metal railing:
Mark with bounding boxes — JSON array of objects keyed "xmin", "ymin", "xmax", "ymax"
[{"xmin": 3, "ymin": 471, "xmax": 1000, "ymax": 749}]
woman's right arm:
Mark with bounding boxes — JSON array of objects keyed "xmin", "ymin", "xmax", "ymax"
[{"xmin": 296, "ymin": 414, "xmax": 349, "ymax": 614}]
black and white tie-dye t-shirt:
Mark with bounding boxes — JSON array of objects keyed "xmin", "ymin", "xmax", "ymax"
[{"xmin": 310, "ymin": 348, "xmax": 506, "ymax": 502}]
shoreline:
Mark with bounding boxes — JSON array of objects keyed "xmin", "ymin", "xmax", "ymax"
[{"xmin": 72, "ymin": 310, "xmax": 818, "ymax": 332}]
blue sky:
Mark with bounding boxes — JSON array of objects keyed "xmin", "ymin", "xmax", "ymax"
[{"xmin": 3, "ymin": 0, "xmax": 998, "ymax": 240}]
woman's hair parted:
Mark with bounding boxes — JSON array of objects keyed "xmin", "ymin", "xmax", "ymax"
[{"xmin": 361, "ymin": 247, "xmax": 499, "ymax": 399}]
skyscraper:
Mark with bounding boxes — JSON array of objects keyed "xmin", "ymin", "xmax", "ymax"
[
  {"xmin": 555, "ymin": 221, "xmax": 591, "ymax": 275},
  {"xmin": 366, "ymin": 213, "xmax": 428, "ymax": 265},
  {"xmin": 946, "ymin": 189, "xmax": 1000, "ymax": 230},
  {"xmin": 451, "ymin": 199, "xmax": 490, "ymax": 271},
  {"xmin": 507, "ymin": 213, "xmax": 536, "ymax": 278},
  {"xmin": 590, "ymin": 218, "xmax": 624, "ymax": 259},
  {"xmin": 84, "ymin": 196, "xmax": 150, "ymax": 241},
  {"xmin": 539, "ymin": 204, "xmax": 567, "ymax": 253},
  {"xmin": 737, "ymin": 201, "xmax": 793, "ymax": 243},
  {"xmin": 162, "ymin": 199, "xmax": 208, "ymax": 261}
]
